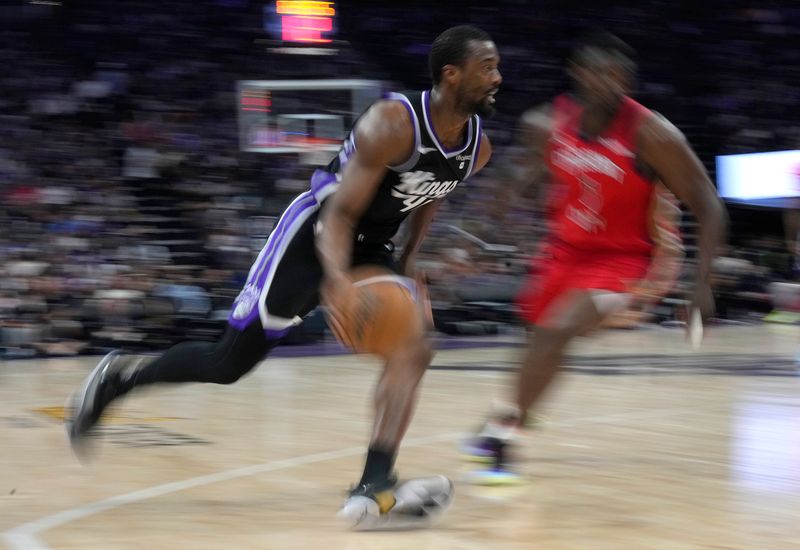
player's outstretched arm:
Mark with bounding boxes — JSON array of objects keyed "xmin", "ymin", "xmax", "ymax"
[{"xmin": 637, "ymin": 114, "xmax": 727, "ymax": 319}]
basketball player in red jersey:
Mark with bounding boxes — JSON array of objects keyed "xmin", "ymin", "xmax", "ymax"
[{"xmin": 463, "ymin": 30, "xmax": 726, "ymax": 479}]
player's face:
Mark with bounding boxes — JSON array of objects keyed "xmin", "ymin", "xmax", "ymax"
[
  {"xmin": 455, "ymin": 40, "xmax": 502, "ymax": 117},
  {"xmin": 570, "ymin": 49, "xmax": 633, "ymax": 113}
]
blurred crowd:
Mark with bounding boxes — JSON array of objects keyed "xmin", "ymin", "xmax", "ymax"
[{"xmin": 1, "ymin": 1, "xmax": 798, "ymax": 357}]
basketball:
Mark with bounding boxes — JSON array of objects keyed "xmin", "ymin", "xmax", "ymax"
[{"xmin": 326, "ymin": 265, "xmax": 422, "ymax": 358}]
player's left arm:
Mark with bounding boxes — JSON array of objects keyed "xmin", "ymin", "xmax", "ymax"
[
  {"xmin": 399, "ymin": 131, "xmax": 493, "ymax": 274},
  {"xmin": 398, "ymin": 199, "xmax": 442, "ymax": 328},
  {"xmin": 637, "ymin": 114, "xmax": 727, "ymax": 318},
  {"xmin": 399, "ymin": 132, "xmax": 492, "ymax": 326},
  {"xmin": 604, "ymin": 186, "xmax": 686, "ymax": 328},
  {"xmin": 628, "ymin": 184, "xmax": 685, "ymax": 304},
  {"xmin": 399, "ymin": 200, "xmax": 442, "ymax": 277}
]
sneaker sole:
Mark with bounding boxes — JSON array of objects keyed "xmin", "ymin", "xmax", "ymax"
[
  {"xmin": 463, "ymin": 468, "xmax": 524, "ymax": 487},
  {"xmin": 459, "ymin": 452, "xmax": 496, "ymax": 464}
]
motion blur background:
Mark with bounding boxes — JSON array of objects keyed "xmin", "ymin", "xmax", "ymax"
[{"xmin": 1, "ymin": 0, "xmax": 798, "ymax": 358}]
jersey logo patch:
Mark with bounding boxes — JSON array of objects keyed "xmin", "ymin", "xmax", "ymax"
[
  {"xmin": 392, "ymin": 171, "xmax": 459, "ymax": 212},
  {"xmin": 598, "ymin": 137, "xmax": 635, "ymax": 158},
  {"xmin": 552, "ymin": 148, "xmax": 624, "ymax": 182}
]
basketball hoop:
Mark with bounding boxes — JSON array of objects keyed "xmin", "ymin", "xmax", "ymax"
[{"xmin": 237, "ymin": 79, "xmax": 383, "ymax": 156}]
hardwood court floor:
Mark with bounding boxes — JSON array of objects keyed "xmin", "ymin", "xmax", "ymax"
[{"xmin": 1, "ymin": 324, "xmax": 799, "ymax": 549}]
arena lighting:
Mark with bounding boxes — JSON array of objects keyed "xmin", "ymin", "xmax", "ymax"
[{"xmin": 275, "ymin": 1, "xmax": 335, "ymax": 44}]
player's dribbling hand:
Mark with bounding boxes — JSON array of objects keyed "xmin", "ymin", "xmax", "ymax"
[
  {"xmin": 686, "ymin": 281, "xmax": 714, "ymax": 350},
  {"xmin": 623, "ymin": 279, "xmax": 665, "ymax": 314},
  {"xmin": 321, "ymin": 271, "xmax": 354, "ymax": 341}
]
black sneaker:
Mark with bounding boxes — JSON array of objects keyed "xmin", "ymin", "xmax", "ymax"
[{"xmin": 65, "ymin": 350, "xmax": 132, "ymax": 461}]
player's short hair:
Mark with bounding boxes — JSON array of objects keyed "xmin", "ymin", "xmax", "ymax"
[
  {"xmin": 569, "ymin": 29, "xmax": 637, "ymax": 70},
  {"xmin": 429, "ymin": 25, "xmax": 492, "ymax": 85}
]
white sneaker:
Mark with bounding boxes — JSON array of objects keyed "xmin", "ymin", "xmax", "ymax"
[{"xmin": 337, "ymin": 475, "xmax": 454, "ymax": 531}]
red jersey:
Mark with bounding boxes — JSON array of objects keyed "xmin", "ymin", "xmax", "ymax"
[{"xmin": 545, "ymin": 94, "xmax": 656, "ymax": 255}]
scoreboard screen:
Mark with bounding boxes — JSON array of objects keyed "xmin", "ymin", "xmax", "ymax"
[
  {"xmin": 716, "ymin": 150, "xmax": 800, "ymax": 208},
  {"xmin": 264, "ymin": 1, "xmax": 337, "ymax": 45}
]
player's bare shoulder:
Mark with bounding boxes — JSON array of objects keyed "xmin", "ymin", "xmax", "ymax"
[
  {"xmin": 353, "ymin": 99, "xmax": 415, "ymax": 166},
  {"xmin": 638, "ymin": 111, "xmax": 689, "ymax": 148},
  {"xmin": 635, "ymin": 110, "xmax": 699, "ymax": 173},
  {"xmin": 355, "ymin": 100, "xmax": 414, "ymax": 142}
]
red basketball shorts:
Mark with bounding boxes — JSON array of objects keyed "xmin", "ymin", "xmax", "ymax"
[{"xmin": 517, "ymin": 247, "xmax": 651, "ymax": 325}]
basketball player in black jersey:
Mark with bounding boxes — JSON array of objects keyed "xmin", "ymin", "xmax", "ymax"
[{"xmin": 67, "ymin": 25, "xmax": 501, "ymax": 528}]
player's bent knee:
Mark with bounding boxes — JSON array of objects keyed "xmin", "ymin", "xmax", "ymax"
[
  {"xmin": 212, "ymin": 366, "xmax": 248, "ymax": 385},
  {"xmin": 414, "ymin": 340, "xmax": 433, "ymax": 372},
  {"xmin": 384, "ymin": 336, "xmax": 432, "ymax": 377}
]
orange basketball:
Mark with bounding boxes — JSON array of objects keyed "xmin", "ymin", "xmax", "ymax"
[{"xmin": 326, "ymin": 265, "xmax": 422, "ymax": 358}]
